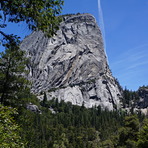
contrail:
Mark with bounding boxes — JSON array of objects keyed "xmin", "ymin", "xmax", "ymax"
[{"xmin": 98, "ymin": 0, "xmax": 108, "ymax": 63}]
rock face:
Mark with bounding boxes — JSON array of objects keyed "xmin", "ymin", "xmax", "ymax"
[
  {"xmin": 20, "ymin": 13, "xmax": 122, "ymax": 110},
  {"xmin": 132, "ymin": 87, "xmax": 148, "ymax": 115},
  {"xmin": 137, "ymin": 87, "xmax": 148, "ymax": 109},
  {"xmin": 27, "ymin": 103, "xmax": 41, "ymax": 113}
]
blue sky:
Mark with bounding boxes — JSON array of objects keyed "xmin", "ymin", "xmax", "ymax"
[{"xmin": 1, "ymin": 0, "xmax": 148, "ymax": 90}]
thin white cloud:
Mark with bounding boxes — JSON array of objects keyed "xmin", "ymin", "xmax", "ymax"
[
  {"xmin": 124, "ymin": 43, "xmax": 148, "ymax": 54},
  {"xmin": 127, "ymin": 61, "xmax": 148, "ymax": 70},
  {"xmin": 110, "ymin": 43, "xmax": 148, "ymax": 87},
  {"xmin": 111, "ymin": 43, "xmax": 148, "ymax": 67}
]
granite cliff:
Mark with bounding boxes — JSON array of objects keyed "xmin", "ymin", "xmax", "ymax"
[
  {"xmin": 20, "ymin": 13, "xmax": 122, "ymax": 110},
  {"xmin": 134, "ymin": 87, "xmax": 148, "ymax": 114},
  {"xmin": 137, "ymin": 87, "xmax": 148, "ymax": 109}
]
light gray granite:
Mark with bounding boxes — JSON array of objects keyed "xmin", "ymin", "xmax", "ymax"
[{"xmin": 21, "ymin": 14, "xmax": 122, "ymax": 110}]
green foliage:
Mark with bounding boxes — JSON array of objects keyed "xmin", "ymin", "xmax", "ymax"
[
  {"xmin": 0, "ymin": 0, "xmax": 64, "ymax": 106},
  {"xmin": 0, "ymin": 104, "xmax": 25, "ymax": 147},
  {"xmin": 137, "ymin": 119, "xmax": 148, "ymax": 148},
  {"xmin": 0, "ymin": 35, "xmax": 30, "ymax": 106},
  {"xmin": 100, "ymin": 139, "xmax": 114, "ymax": 148},
  {"xmin": 0, "ymin": 96, "xmax": 143, "ymax": 148},
  {"xmin": 15, "ymin": 98, "xmax": 127, "ymax": 147},
  {"xmin": 122, "ymin": 87, "xmax": 139, "ymax": 108},
  {"xmin": 111, "ymin": 115, "xmax": 140, "ymax": 148},
  {"xmin": 41, "ymin": 92, "xmax": 48, "ymax": 107},
  {"xmin": 0, "ymin": 0, "xmax": 64, "ymax": 105},
  {"xmin": 53, "ymin": 133, "xmax": 69, "ymax": 148},
  {"xmin": 0, "ymin": 0, "xmax": 64, "ymax": 37},
  {"xmin": 2, "ymin": 2, "xmax": 148, "ymax": 148}
]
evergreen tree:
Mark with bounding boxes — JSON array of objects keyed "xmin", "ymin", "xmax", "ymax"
[
  {"xmin": 0, "ymin": 35, "xmax": 30, "ymax": 106},
  {"xmin": 137, "ymin": 118, "xmax": 148, "ymax": 148},
  {"xmin": 117, "ymin": 115, "xmax": 140, "ymax": 147},
  {"xmin": 0, "ymin": 104, "xmax": 25, "ymax": 147},
  {"xmin": 42, "ymin": 92, "xmax": 48, "ymax": 107},
  {"xmin": 0, "ymin": 0, "xmax": 64, "ymax": 105}
]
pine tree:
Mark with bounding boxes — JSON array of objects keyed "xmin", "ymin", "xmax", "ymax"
[
  {"xmin": 0, "ymin": 0, "xmax": 64, "ymax": 105},
  {"xmin": 118, "ymin": 115, "xmax": 140, "ymax": 147},
  {"xmin": 42, "ymin": 92, "xmax": 48, "ymax": 107},
  {"xmin": 137, "ymin": 119, "xmax": 148, "ymax": 148},
  {"xmin": 0, "ymin": 104, "xmax": 25, "ymax": 147},
  {"xmin": 0, "ymin": 35, "xmax": 30, "ymax": 106}
]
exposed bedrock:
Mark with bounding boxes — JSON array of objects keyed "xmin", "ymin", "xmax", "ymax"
[{"xmin": 20, "ymin": 14, "xmax": 122, "ymax": 110}]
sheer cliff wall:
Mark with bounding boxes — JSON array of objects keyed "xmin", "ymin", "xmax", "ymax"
[{"xmin": 20, "ymin": 14, "xmax": 122, "ymax": 110}]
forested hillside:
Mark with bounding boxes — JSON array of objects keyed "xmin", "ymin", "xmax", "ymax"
[
  {"xmin": 0, "ymin": 1, "xmax": 148, "ymax": 148},
  {"xmin": 1, "ymin": 96, "xmax": 147, "ymax": 148}
]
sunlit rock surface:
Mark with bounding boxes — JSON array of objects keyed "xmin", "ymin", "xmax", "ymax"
[{"xmin": 21, "ymin": 14, "xmax": 122, "ymax": 110}]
